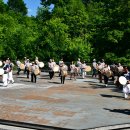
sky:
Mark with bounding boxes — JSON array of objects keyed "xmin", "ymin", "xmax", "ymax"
[{"xmin": 3, "ymin": 0, "xmax": 41, "ymax": 16}]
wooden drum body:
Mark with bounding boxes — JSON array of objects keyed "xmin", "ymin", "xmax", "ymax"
[
  {"xmin": 85, "ymin": 66, "xmax": 91, "ymax": 72},
  {"xmin": 20, "ymin": 63, "xmax": 25, "ymax": 70}
]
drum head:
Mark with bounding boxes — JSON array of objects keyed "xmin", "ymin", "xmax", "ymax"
[
  {"xmin": 53, "ymin": 65, "xmax": 59, "ymax": 72},
  {"xmin": 85, "ymin": 66, "xmax": 91, "ymax": 72},
  {"xmin": 119, "ymin": 76, "xmax": 127, "ymax": 85},
  {"xmin": 0, "ymin": 61, "xmax": 3, "ymax": 67},
  {"xmin": 0, "ymin": 68, "xmax": 4, "ymax": 75},
  {"xmin": 38, "ymin": 62, "xmax": 44, "ymax": 68}
]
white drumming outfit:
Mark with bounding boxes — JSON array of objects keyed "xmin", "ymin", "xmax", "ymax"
[
  {"xmin": 77, "ymin": 60, "xmax": 82, "ymax": 75},
  {"xmin": 81, "ymin": 62, "xmax": 86, "ymax": 79},
  {"xmin": 3, "ymin": 63, "xmax": 9, "ymax": 86},
  {"xmin": 70, "ymin": 63, "xmax": 76, "ymax": 80},
  {"xmin": 16, "ymin": 60, "xmax": 21, "ymax": 75},
  {"xmin": 123, "ymin": 72, "xmax": 130, "ymax": 98},
  {"xmin": 8, "ymin": 63, "xmax": 14, "ymax": 84},
  {"xmin": 70, "ymin": 64, "xmax": 76, "ymax": 74},
  {"xmin": 48, "ymin": 60, "xmax": 55, "ymax": 80}
]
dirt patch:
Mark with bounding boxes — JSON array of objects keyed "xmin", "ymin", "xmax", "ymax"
[
  {"xmin": 45, "ymin": 83, "xmax": 99, "ymax": 95},
  {"xmin": 0, "ymin": 104, "xmax": 50, "ymax": 124},
  {"xmin": 0, "ymin": 112, "xmax": 49, "ymax": 124},
  {"xmin": 0, "ymin": 104, "xmax": 23, "ymax": 113},
  {"xmin": 21, "ymin": 95, "xmax": 68, "ymax": 103}
]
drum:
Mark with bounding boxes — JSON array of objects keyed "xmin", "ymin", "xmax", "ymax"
[
  {"xmin": 105, "ymin": 70, "xmax": 113, "ymax": 77},
  {"xmin": 0, "ymin": 68, "xmax": 4, "ymax": 75},
  {"xmin": 0, "ymin": 61, "xmax": 3, "ymax": 66},
  {"xmin": 53, "ymin": 65, "xmax": 59, "ymax": 72},
  {"xmin": 61, "ymin": 70, "xmax": 68, "ymax": 76},
  {"xmin": 20, "ymin": 63, "xmax": 25, "ymax": 70},
  {"xmin": 34, "ymin": 69, "xmax": 40, "ymax": 75},
  {"xmin": 64, "ymin": 71, "xmax": 68, "ymax": 76},
  {"xmin": 38, "ymin": 62, "xmax": 44, "ymax": 68},
  {"xmin": 119, "ymin": 76, "xmax": 127, "ymax": 85},
  {"xmin": 26, "ymin": 66, "xmax": 31, "ymax": 71},
  {"xmin": 85, "ymin": 66, "xmax": 91, "ymax": 72}
]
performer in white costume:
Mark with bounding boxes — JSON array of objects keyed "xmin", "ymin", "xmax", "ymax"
[
  {"xmin": 31, "ymin": 62, "xmax": 39, "ymax": 83},
  {"xmin": 8, "ymin": 59, "xmax": 14, "ymax": 84},
  {"xmin": 81, "ymin": 61, "xmax": 86, "ymax": 79},
  {"xmin": 76, "ymin": 58, "xmax": 82, "ymax": 75},
  {"xmin": 48, "ymin": 59, "xmax": 55, "ymax": 79},
  {"xmin": 121, "ymin": 67, "xmax": 130, "ymax": 99},
  {"xmin": 3, "ymin": 60, "xmax": 9, "ymax": 86},
  {"xmin": 70, "ymin": 61, "xmax": 76, "ymax": 80}
]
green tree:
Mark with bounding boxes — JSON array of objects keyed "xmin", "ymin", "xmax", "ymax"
[
  {"xmin": 85, "ymin": 0, "xmax": 130, "ymax": 62},
  {"xmin": 0, "ymin": 0, "xmax": 7, "ymax": 13},
  {"xmin": 7, "ymin": 0, "xmax": 27, "ymax": 15}
]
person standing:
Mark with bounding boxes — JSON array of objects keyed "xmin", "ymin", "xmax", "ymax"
[
  {"xmin": 16, "ymin": 59, "xmax": 21, "ymax": 75},
  {"xmin": 24, "ymin": 57, "xmax": 27, "ymax": 74},
  {"xmin": 70, "ymin": 61, "xmax": 76, "ymax": 80},
  {"xmin": 59, "ymin": 58, "xmax": 64, "ymax": 77},
  {"xmin": 25, "ymin": 59, "xmax": 30, "ymax": 78},
  {"xmin": 8, "ymin": 59, "xmax": 14, "ymax": 84},
  {"xmin": 48, "ymin": 59, "xmax": 55, "ymax": 80},
  {"xmin": 92, "ymin": 59, "xmax": 97, "ymax": 77},
  {"xmin": 81, "ymin": 61, "xmax": 86, "ymax": 79},
  {"xmin": 76, "ymin": 58, "xmax": 82, "ymax": 75},
  {"xmin": 31, "ymin": 62, "xmax": 39, "ymax": 83},
  {"xmin": 102, "ymin": 63, "xmax": 110, "ymax": 87},
  {"xmin": 3, "ymin": 60, "xmax": 9, "ymax": 87},
  {"xmin": 97, "ymin": 61, "xmax": 104, "ymax": 83},
  {"xmin": 60, "ymin": 62, "xmax": 68, "ymax": 84},
  {"xmin": 122, "ymin": 67, "xmax": 130, "ymax": 99},
  {"xmin": 52, "ymin": 59, "xmax": 56, "ymax": 76}
]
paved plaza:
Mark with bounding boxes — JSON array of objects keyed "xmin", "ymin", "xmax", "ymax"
[{"xmin": 0, "ymin": 72, "xmax": 130, "ymax": 130}]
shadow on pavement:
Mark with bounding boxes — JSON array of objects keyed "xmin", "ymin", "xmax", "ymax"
[
  {"xmin": 48, "ymin": 81, "xmax": 61, "ymax": 84},
  {"xmin": 100, "ymin": 94, "xmax": 123, "ymax": 99},
  {"xmin": 20, "ymin": 80, "xmax": 31, "ymax": 82},
  {"xmin": 104, "ymin": 108, "xmax": 130, "ymax": 115}
]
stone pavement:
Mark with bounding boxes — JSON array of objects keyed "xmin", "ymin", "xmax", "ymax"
[{"xmin": 0, "ymin": 72, "xmax": 130, "ymax": 130}]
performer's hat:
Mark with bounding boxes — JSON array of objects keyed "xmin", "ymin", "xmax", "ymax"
[{"xmin": 93, "ymin": 59, "xmax": 96, "ymax": 61}]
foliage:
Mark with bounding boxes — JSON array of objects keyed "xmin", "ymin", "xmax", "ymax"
[
  {"xmin": 7, "ymin": 0, "xmax": 27, "ymax": 15},
  {"xmin": 0, "ymin": 0, "xmax": 129, "ymax": 65}
]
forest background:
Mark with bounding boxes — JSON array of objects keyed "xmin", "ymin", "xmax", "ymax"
[{"xmin": 0, "ymin": 0, "xmax": 130, "ymax": 65}]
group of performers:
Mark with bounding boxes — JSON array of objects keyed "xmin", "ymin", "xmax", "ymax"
[
  {"xmin": 1, "ymin": 57, "xmax": 130, "ymax": 99},
  {"xmin": 16, "ymin": 57, "xmax": 40, "ymax": 83},
  {"xmin": 48, "ymin": 58, "xmax": 68, "ymax": 84},
  {"xmin": 92, "ymin": 59, "xmax": 130, "ymax": 99}
]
